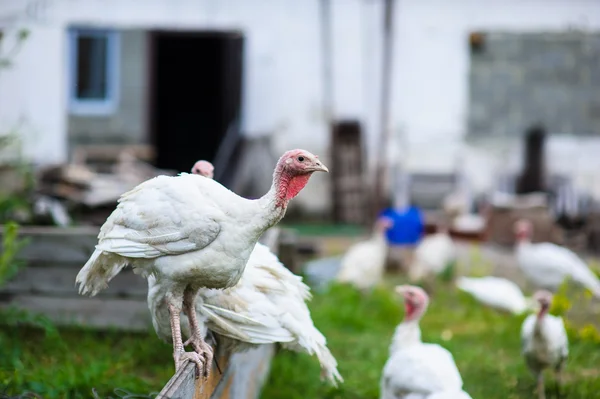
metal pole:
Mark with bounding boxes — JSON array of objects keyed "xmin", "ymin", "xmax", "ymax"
[
  {"xmin": 321, "ymin": 0, "xmax": 337, "ymax": 221},
  {"xmin": 320, "ymin": 0, "xmax": 334, "ymax": 123},
  {"xmin": 373, "ymin": 0, "xmax": 395, "ymax": 218}
]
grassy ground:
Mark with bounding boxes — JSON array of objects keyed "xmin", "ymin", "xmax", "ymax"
[
  {"xmin": 2, "ymin": 233, "xmax": 600, "ymax": 399},
  {"xmin": 0, "ymin": 311, "xmax": 174, "ymax": 398},
  {"xmin": 2, "ymin": 277, "xmax": 600, "ymax": 399},
  {"xmin": 261, "ymin": 278, "xmax": 600, "ymax": 399}
]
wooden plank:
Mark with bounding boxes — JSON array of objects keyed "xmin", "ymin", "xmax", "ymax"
[
  {"xmin": 1, "ymin": 267, "xmax": 148, "ymax": 298},
  {"xmin": 157, "ymin": 354, "xmax": 232, "ymax": 399},
  {"xmin": 156, "ymin": 344, "xmax": 274, "ymax": 399},
  {"xmin": 0, "ymin": 295, "xmax": 150, "ymax": 331},
  {"xmin": 0, "ymin": 225, "xmax": 99, "ymax": 264},
  {"xmin": 228, "ymin": 344, "xmax": 275, "ymax": 399}
]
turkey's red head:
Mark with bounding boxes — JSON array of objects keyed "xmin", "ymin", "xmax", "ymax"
[
  {"xmin": 375, "ymin": 217, "xmax": 394, "ymax": 232},
  {"xmin": 514, "ymin": 219, "xmax": 533, "ymax": 241},
  {"xmin": 533, "ymin": 289, "xmax": 553, "ymax": 317},
  {"xmin": 191, "ymin": 160, "xmax": 215, "ymax": 179},
  {"xmin": 274, "ymin": 149, "xmax": 329, "ymax": 207},
  {"xmin": 395, "ymin": 285, "xmax": 429, "ymax": 321}
]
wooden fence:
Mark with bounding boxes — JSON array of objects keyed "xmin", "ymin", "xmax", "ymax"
[{"xmin": 0, "ymin": 225, "xmax": 289, "ymax": 399}]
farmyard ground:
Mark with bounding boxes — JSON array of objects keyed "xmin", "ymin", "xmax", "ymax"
[{"xmin": 1, "ymin": 232, "xmax": 600, "ymax": 399}]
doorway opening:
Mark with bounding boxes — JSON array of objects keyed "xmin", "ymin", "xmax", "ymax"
[{"xmin": 147, "ymin": 30, "xmax": 244, "ymax": 177}]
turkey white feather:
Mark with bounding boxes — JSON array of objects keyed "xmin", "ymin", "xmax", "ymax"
[
  {"xmin": 75, "ymin": 149, "xmax": 328, "ymax": 376},
  {"xmin": 380, "ymin": 286, "xmax": 464, "ymax": 399},
  {"xmin": 521, "ymin": 290, "xmax": 569, "ymax": 399},
  {"xmin": 409, "ymin": 230, "xmax": 456, "ymax": 282},
  {"xmin": 336, "ymin": 218, "xmax": 393, "ymax": 290},
  {"xmin": 514, "ymin": 219, "xmax": 600, "ymax": 297},
  {"xmin": 404, "ymin": 390, "xmax": 472, "ymax": 399},
  {"xmin": 425, "ymin": 390, "xmax": 472, "ymax": 399},
  {"xmin": 456, "ymin": 276, "xmax": 534, "ymax": 315}
]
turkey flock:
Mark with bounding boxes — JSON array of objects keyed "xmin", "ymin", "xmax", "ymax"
[{"xmin": 73, "ymin": 151, "xmax": 599, "ymax": 399}]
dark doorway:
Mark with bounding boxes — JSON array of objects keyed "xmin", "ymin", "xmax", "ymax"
[{"xmin": 148, "ymin": 30, "xmax": 244, "ymax": 176}]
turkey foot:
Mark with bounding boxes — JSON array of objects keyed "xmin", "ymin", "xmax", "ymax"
[
  {"xmin": 174, "ymin": 350, "xmax": 205, "ymax": 378},
  {"xmin": 183, "ymin": 334, "xmax": 214, "ymax": 376},
  {"xmin": 167, "ymin": 301, "xmax": 204, "ymax": 379},
  {"xmin": 183, "ymin": 288, "xmax": 214, "ymax": 378}
]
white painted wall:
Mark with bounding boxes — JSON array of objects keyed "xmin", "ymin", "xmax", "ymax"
[
  {"xmin": 386, "ymin": 0, "xmax": 600, "ymax": 198},
  {"xmin": 1, "ymin": 0, "xmax": 600, "ymax": 212}
]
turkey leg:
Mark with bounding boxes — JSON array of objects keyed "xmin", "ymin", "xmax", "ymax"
[
  {"xmin": 536, "ymin": 374, "xmax": 546, "ymax": 399},
  {"xmin": 554, "ymin": 366, "xmax": 563, "ymax": 399},
  {"xmin": 183, "ymin": 287, "xmax": 214, "ymax": 378},
  {"xmin": 167, "ymin": 301, "xmax": 205, "ymax": 378}
]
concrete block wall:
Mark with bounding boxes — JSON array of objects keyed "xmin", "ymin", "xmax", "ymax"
[{"xmin": 468, "ymin": 32, "xmax": 600, "ymax": 137}]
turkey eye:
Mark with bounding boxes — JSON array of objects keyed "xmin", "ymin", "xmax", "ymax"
[{"xmin": 298, "ymin": 156, "xmax": 305, "ymax": 162}]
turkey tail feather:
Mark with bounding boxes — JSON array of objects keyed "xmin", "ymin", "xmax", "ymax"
[
  {"xmin": 75, "ymin": 249, "xmax": 127, "ymax": 296},
  {"xmin": 315, "ymin": 344, "xmax": 344, "ymax": 387}
]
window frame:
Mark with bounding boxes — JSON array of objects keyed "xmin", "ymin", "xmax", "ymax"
[{"xmin": 67, "ymin": 27, "xmax": 120, "ymax": 116}]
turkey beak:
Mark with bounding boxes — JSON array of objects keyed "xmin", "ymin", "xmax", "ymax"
[{"xmin": 309, "ymin": 160, "xmax": 329, "ymax": 173}]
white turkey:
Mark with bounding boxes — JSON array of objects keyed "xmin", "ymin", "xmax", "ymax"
[
  {"xmin": 405, "ymin": 391, "xmax": 472, "ymax": 399},
  {"xmin": 335, "ymin": 217, "xmax": 393, "ymax": 290},
  {"xmin": 380, "ymin": 285, "xmax": 464, "ymax": 399},
  {"xmin": 456, "ymin": 276, "xmax": 534, "ymax": 315},
  {"xmin": 148, "ymin": 241, "xmax": 342, "ymax": 385},
  {"xmin": 75, "ymin": 149, "xmax": 328, "ymax": 376},
  {"xmin": 514, "ymin": 219, "xmax": 600, "ymax": 297},
  {"xmin": 424, "ymin": 391, "xmax": 473, "ymax": 399},
  {"xmin": 408, "ymin": 229, "xmax": 456, "ymax": 282},
  {"xmin": 521, "ymin": 290, "xmax": 569, "ymax": 399},
  {"xmin": 147, "ymin": 159, "xmax": 342, "ymax": 385}
]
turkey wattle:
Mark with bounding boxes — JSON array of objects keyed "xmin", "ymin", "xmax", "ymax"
[
  {"xmin": 380, "ymin": 285, "xmax": 464, "ymax": 399},
  {"xmin": 147, "ymin": 159, "xmax": 342, "ymax": 385},
  {"xmin": 75, "ymin": 149, "xmax": 328, "ymax": 377},
  {"xmin": 514, "ymin": 219, "xmax": 600, "ymax": 297},
  {"xmin": 521, "ymin": 290, "xmax": 569, "ymax": 399}
]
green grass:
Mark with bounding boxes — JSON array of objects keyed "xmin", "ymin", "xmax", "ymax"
[
  {"xmin": 0, "ymin": 319, "xmax": 174, "ymax": 398},
  {"xmin": 261, "ymin": 278, "xmax": 600, "ymax": 399},
  {"xmin": 2, "ymin": 278, "xmax": 600, "ymax": 398},
  {"xmin": 282, "ymin": 223, "xmax": 366, "ymax": 238}
]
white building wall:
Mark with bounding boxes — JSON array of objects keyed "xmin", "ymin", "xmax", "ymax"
[
  {"xmin": 388, "ymin": 0, "xmax": 600, "ymax": 197},
  {"xmin": 1, "ymin": 0, "xmax": 600, "ymax": 211}
]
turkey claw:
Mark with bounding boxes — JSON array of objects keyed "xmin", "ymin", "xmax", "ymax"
[
  {"xmin": 174, "ymin": 350, "xmax": 205, "ymax": 379},
  {"xmin": 184, "ymin": 336, "xmax": 214, "ymax": 378}
]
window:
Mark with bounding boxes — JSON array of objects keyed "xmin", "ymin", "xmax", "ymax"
[{"xmin": 68, "ymin": 27, "xmax": 120, "ymax": 115}]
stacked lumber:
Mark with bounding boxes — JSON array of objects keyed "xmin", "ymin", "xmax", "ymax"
[{"xmin": 33, "ymin": 146, "xmax": 177, "ymax": 225}]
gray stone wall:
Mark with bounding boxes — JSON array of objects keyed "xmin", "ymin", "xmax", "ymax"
[
  {"xmin": 467, "ymin": 32, "xmax": 600, "ymax": 137},
  {"xmin": 68, "ymin": 29, "xmax": 148, "ymax": 149}
]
